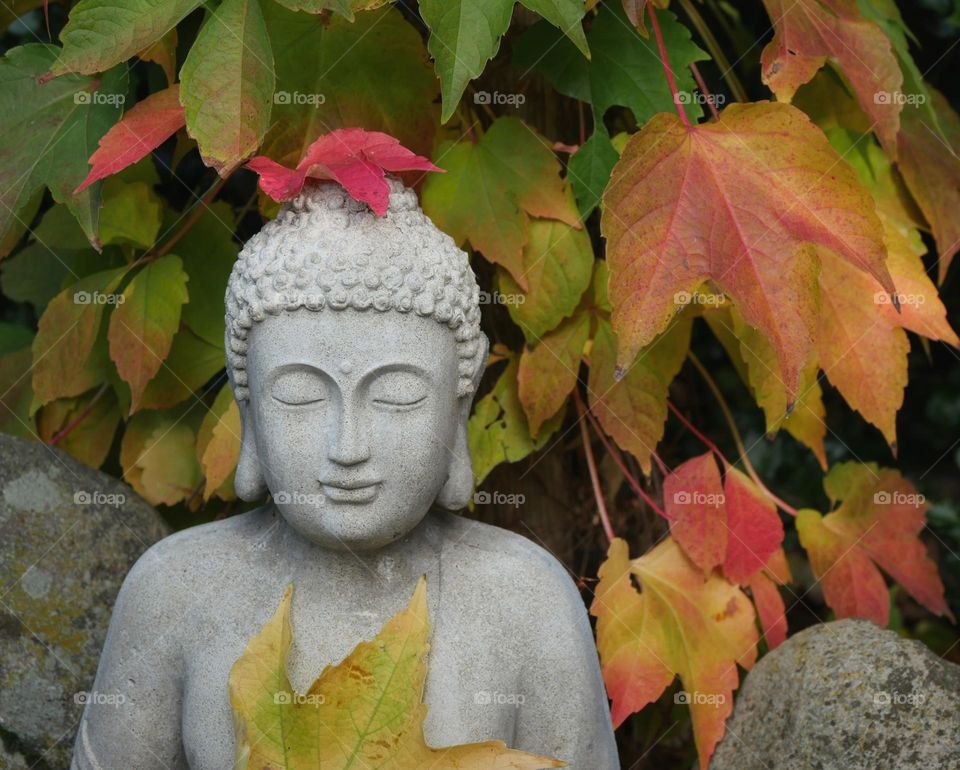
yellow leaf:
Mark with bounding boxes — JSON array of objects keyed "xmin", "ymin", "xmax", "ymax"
[{"xmin": 230, "ymin": 578, "xmax": 565, "ymax": 770}]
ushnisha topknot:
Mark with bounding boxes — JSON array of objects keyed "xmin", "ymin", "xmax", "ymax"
[{"xmin": 225, "ymin": 178, "xmax": 485, "ymax": 402}]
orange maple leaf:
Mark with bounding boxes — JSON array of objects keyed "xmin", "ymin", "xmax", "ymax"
[{"xmin": 601, "ymin": 101, "xmax": 894, "ymax": 403}]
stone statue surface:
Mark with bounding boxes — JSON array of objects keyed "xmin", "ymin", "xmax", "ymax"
[{"xmin": 72, "ymin": 180, "xmax": 620, "ymax": 769}]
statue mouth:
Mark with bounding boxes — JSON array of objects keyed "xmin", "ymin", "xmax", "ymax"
[{"xmin": 320, "ymin": 481, "xmax": 382, "ymax": 504}]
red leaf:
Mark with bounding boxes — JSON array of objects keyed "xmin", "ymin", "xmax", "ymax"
[
  {"xmin": 664, "ymin": 453, "xmax": 727, "ymax": 573},
  {"xmin": 744, "ymin": 548, "xmax": 791, "ymax": 650},
  {"xmin": 722, "ymin": 468, "xmax": 784, "ymax": 584},
  {"xmin": 664, "ymin": 452, "xmax": 784, "ymax": 582},
  {"xmin": 746, "ymin": 571, "xmax": 788, "ymax": 650},
  {"xmin": 246, "ymin": 128, "xmax": 441, "ymax": 216},
  {"xmin": 75, "ymin": 86, "xmax": 185, "ymax": 193}
]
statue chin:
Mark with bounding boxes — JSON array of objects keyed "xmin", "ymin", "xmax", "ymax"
[{"xmin": 273, "ymin": 497, "xmax": 430, "ymax": 552}]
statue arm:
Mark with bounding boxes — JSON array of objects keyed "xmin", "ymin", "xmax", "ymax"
[
  {"xmin": 71, "ymin": 543, "xmax": 188, "ymax": 770},
  {"xmin": 516, "ymin": 560, "xmax": 621, "ymax": 770}
]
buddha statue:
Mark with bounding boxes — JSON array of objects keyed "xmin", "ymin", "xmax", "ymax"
[{"xmin": 72, "ymin": 180, "xmax": 619, "ymax": 769}]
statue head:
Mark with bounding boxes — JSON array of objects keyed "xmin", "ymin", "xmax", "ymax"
[{"xmin": 225, "ymin": 180, "xmax": 487, "ymax": 551}]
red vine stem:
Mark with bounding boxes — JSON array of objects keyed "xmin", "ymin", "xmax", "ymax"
[
  {"xmin": 667, "ymin": 399, "xmax": 726, "ymax": 461},
  {"xmin": 47, "ymin": 383, "xmax": 109, "ymax": 446},
  {"xmin": 575, "ymin": 392, "xmax": 616, "ymax": 543},
  {"xmin": 686, "ymin": 353, "xmax": 799, "ymax": 516},
  {"xmin": 144, "ymin": 174, "xmax": 230, "ymax": 264},
  {"xmin": 648, "ymin": 3, "xmax": 692, "ymax": 128},
  {"xmin": 581, "ymin": 396, "xmax": 669, "ymax": 519},
  {"xmin": 690, "ymin": 61, "xmax": 721, "ymax": 120}
]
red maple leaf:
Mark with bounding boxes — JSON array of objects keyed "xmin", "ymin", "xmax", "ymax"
[
  {"xmin": 246, "ymin": 128, "xmax": 441, "ymax": 216},
  {"xmin": 75, "ymin": 85, "xmax": 186, "ymax": 193}
]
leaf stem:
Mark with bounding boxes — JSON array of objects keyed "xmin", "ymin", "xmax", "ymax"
[
  {"xmin": 667, "ymin": 398, "xmax": 727, "ymax": 462},
  {"xmin": 575, "ymin": 391, "xmax": 616, "ymax": 542},
  {"xmin": 677, "ymin": 0, "xmax": 748, "ymax": 103},
  {"xmin": 136, "ymin": 173, "xmax": 229, "ymax": 269},
  {"xmin": 686, "ymin": 352, "xmax": 799, "ymax": 516},
  {"xmin": 690, "ymin": 62, "xmax": 720, "ymax": 120},
  {"xmin": 580, "ymin": 391, "xmax": 668, "ymax": 518},
  {"xmin": 47, "ymin": 383, "xmax": 109, "ymax": 446},
  {"xmin": 648, "ymin": 3, "xmax": 692, "ymax": 128}
]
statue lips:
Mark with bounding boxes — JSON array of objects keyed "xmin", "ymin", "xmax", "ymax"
[{"xmin": 319, "ymin": 479, "xmax": 382, "ymax": 504}]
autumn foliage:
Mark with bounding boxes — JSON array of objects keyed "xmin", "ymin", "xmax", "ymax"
[{"xmin": 1, "ymin": 0, "xmax": 959, "ymax": 767}]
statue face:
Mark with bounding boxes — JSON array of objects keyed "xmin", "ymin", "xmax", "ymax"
[{"xmin": 244, "ymin": 308, "xmax": 462, "ymax": 551}]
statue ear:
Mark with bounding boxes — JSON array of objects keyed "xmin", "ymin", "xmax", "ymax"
[
  {"xmin": 435, "ymin": 332, "xmax": 488, "ymax": 511},
  {"xmin": 234, "ymin": 403, "xmax": 268, "ymax": 501}
]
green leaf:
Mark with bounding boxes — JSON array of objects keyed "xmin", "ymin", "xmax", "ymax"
[
  {"xmin": 498, "ymin": 217, "xmax": 594, "ymax": 341},
  {"xmin": 588, "ymin": 315, "xmax": 691, "ymax": 474},
  {"xmin": 196, "ymin": 383, "xmax": 240, "ymax": 500},
  {"xmin": 422, "ymin": 117, "xmax": 579, "ymax": 288},
  {"xmin": 520, "ymin": 0, "xmax": 589, "ymax": 59},
  {"xmin": 512, "ymin": 16, "xmax": 589, "ymax": 101},
  {"xmin": 107, "ymin": 255, "xmax": 190, "ymax": 413},
  {"xmin": 120, "ymin": 405, "xmax": 202, "ymax": 506},
  {"xmin": 180, "ymin": 0, "xmax": 275, "ymax": 173},
  {"xmin": 422, "ymin": 0, "xmax": 588, "ymax": 123},
  {"xmin": 0, "ymin": 45, "xmax": 126, "ymax": 247},
  {"xmin": 174, "ymin": 201, "xmax": 239, "ymax": 347},
  {"xmin": 262, "ymin": 4, "xmax": 438, "ymax": 164},
  {"xmin": 31, "ymin": 265, "xmax": 128, "ymax": 409},
  {"xmin": 99, "ymin": 178, "xmax": 163, "ymax": 248},
  {"xmin": 137, "ymin": 329, "xmax": 225, "ymax": 411},
  {"xmin": 0, "ymin": 322, "xmax": 33, "ymax": 355},
  {"xmin": 0, "ymin": 243, "xmax": 77, "ymax": 311},
  {"xmin": 518, "ymin": 311, "xmax": 589, "ymax": 437},
  {"xmin": 515, "ymin": 6, "xmax": 707, "ymax": 126},
  {"xmin": 0, "ymin": 346, "xmax": 36, "ymax": 439},
  {"xmin": 468, "ymin": 358, "xmax": 564, "ymax": 485},
  {"xmin": 270, "ymin": 0, "xmax": 387, "ymax": 18},
  {"xmin": 567, "ymin": 129, "xmax": 620, "ymax": 218},
  {"xmin": 37, "ymin": 388, "xmax": 121, "ymax": 468},
  {"xmin": 51, "ymin": 0, "xmax": 202, "ymax": 76}
]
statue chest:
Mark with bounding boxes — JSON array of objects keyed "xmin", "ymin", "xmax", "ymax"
[{"xmin": 177, "ymin": 577, "xmax": 525, "ymax": 769}]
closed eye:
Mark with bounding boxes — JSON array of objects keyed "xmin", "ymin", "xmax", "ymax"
[
  {"xmin": 275, "ymin": 394, "xmax": 326, "ymax": 406},
  {"xmin": 372, "ymin": 394, "xmax": 427, "ymax": 410},
  {"xmin": 270, "ymin": 368, "xmax": 328, "ymax": 406}
]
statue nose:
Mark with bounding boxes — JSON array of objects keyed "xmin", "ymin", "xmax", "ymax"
[{"xmin": 327, "ymin": 404, "xmax": 371, "ymax": 466}]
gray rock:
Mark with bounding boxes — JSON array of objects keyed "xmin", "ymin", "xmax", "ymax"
[
  {"xmin": 710, "ymin": 619, "xmax": 960, "ymax": 770},
  {"xmin": 0, "ymin": 433, "xmax": 168, "ymax": 769}
]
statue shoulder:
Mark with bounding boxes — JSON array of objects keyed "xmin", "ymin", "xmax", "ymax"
[
  {"xmin": 119, "ymin": 509, "xmax": 270, "ymax": 604},
  {"xmin": 435, "ymin": 513, "xmax": 585, "ymax": 611}
]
